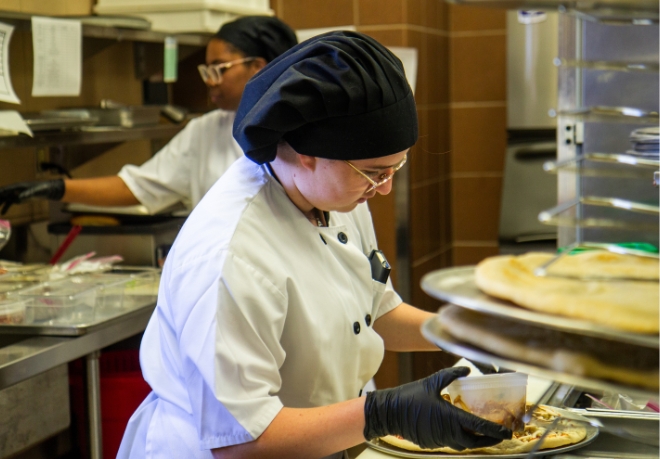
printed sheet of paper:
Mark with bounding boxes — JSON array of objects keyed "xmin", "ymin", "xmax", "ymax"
[
  {"xmin": 0, "ymin": 110, "xmax": 32, "ymax": 137},
  {"xmin": 31, "ymin": 16, "xmax": 82, "ymax": 97},
  {"xmin": 0, "ymin": 22, "xmax": 20, "ymax": 104},
  {"xmin": 389, "ymin": 47, "xmax": 418, "ymax": 95}
]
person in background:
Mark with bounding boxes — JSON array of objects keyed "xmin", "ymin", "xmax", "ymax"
[
  {"xmin": 117, "ymin": 31, "xmax": 512, "ymax": 459},
  {"xmin": 0, "ymin": 16, "xmax": 298, "ymax": 215}
]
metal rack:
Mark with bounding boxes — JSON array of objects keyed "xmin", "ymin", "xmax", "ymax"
[
  {"xmin": 541, "ymin": 6, "xmax": 660, "ymax": 262},
  {"xmin": 418, "ymin": 2, "xmax": 659, "ymax": 457}
]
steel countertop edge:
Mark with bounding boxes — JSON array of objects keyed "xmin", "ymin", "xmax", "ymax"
[{"xmin": 0, "ymin": 302, "xmax": 155, "ymax": 390}]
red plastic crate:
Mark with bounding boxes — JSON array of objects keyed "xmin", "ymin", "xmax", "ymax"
[{"xmin": 69, "ymin": 350, "xmax": 151, "ymax": 459}]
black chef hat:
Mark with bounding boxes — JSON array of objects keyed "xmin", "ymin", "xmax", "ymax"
[
  {"xmin": 233, "ymin": 31, "xmax": 418, "ymax": 164},
  {"xmin": 214, "ymin": 16, "xmax": 298, "ymax": 63}
]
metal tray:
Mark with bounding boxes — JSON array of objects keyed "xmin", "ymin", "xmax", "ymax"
[
  {"xmin": 366, "ymin": 423, "xmax": 599, "ymax": 458},
  {"xmin": 420, "ymin": 267, "xmax": 659, "ymax": 348},
  {"xmin": 421, "ymin": 316, "xmax": 658, "ymax": 400}
]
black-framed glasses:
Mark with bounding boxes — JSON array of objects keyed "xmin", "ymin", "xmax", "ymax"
[
  {"xmin": 197, "ymin": 57, "xmax": 256, "ymax": 84},
  {"xmin": 344, "ymin": 155, "xmax": 408, "ymax": 192}
]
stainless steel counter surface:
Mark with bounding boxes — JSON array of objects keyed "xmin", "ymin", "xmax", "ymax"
[
  {"xmin": 0, "ymin": 300, "xmax": 155, "ymax": 458},
  {"xmin": 0, "ymin": 301, "xmax": 154, "ymax": 390}
]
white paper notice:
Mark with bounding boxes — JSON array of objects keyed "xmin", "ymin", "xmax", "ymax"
[
  {"xmin": 0, "ymin": 22, "xmax": 20, "ymax": 104},
  {"xmin": 389, "ymin": 47, "xmax": 418, "ymax": 95},
  {"xmin": 31, "ymin": 16, "xmax": 82, "ymax": 97},
  {"xmin": 0, "ymin": 111, "xmax": 33, "ymax": 137}
]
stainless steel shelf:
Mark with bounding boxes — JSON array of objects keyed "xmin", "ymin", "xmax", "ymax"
[
  {"xmin": 445, "ymin": 0, "xmax": 659, "ymax": 22},
  {"xmin": 554, "ymin": 58, "xmax": 660, "ymax": 73},
  {"xmin": 553, "ymin": 107, "xmax": 660, "ymax": 125},
  {"xmin": 0, "ymin": 11, "xmax": 211, "ymax": 46},
  {"xmin": 538, "ymin": 196, "xmax": 660, "ymax": 231},
  {"xmin": 0, "ymin": 124, "xmax": 185, "ymax": 149}
]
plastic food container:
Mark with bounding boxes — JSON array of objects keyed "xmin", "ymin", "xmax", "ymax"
[
  {"xmin": 0, "ymin": 298, "xmax": 28, "ymax": 324},
  {"xmin": 0, "ymin": 273, "xmax": 41, "ymax": 300},
  {"xmin": 17, "ymin": 279, "xmax": 98, "ymax": 324},
  {"xmin": 115, "ymin": 268, "xmax": 160, "ymax": 308},
  {"xmin": 68, "ymin": 274, "xmax": 132, "ymax": 314},
  {"xmin": 446, "ymin": 372, "xmax": 528, "ymax": 430}
]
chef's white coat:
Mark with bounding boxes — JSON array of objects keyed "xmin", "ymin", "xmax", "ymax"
[
  {"xmin": 118, "ymin": 109, "xmax": 243, "ymax": 214},
  {"xmin": 118, "ymin": 156, "xmax": 403, "ymax": 459}
]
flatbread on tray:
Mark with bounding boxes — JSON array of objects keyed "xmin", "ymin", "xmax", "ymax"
[
  {"xmin": 379, "ymin": 406, "xmax": 587, "ymax": 455},
  {"xmin": 438, "ymin": 305, "xmax": 659, "ymax": 390},
  {"xmin": 474, "ymin": 252, "xmax": 659, "ymax": 333}
]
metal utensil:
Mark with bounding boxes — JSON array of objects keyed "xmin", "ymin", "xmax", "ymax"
[{"xmin": 0, "ymin": 219, "xmax": 10, "ymax": 252}]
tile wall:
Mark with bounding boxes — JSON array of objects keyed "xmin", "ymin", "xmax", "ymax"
[{"xmin": 448, "ymin": 5, "xmax": 506, "ymax": 266}]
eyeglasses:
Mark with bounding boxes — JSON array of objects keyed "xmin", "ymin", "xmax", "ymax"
[
  {"xmin": 197, "ymin": 57, "xmax": 256, "ymax": 84},
  {"xmin": 344, "ymin": 155, "xmax": 408, "ymax": 193}
]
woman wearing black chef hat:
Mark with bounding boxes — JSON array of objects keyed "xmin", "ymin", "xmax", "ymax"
[
  {"xmin": 0, "ymin": 16, "xmax": 298, "ymax": 216},
  {"xmin": 117, "ymin": 31, "xmax": 512, "ymax": 459}
]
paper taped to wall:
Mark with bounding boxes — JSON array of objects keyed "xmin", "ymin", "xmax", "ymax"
[
  {"xmin": 0, "ymin": 22, "xmax": 20, "ymax": 104},
  {"xmin": 31, "ymin": 16, "xmax": 82, "ymax": 97}
]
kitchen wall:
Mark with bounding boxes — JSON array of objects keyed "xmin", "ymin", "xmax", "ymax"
[
  {"xmin": 449, "ymin": 5, "xmax": 506, "ymax": 267},
  {"xmin": 271, "ymin": 0, "xmax": 507, "ymax": 386},
  {"xmin": 0, "ymin": 32, "xmax": 149, "ymax": 227}
]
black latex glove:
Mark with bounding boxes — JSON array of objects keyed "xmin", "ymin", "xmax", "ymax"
[
  {"xmin": 364, "ymin": 367, "xmax": 513, "ymax": 451},
  {"xmin": 0, "ymin": 179, "xmax": 65, "ymax": 214}
]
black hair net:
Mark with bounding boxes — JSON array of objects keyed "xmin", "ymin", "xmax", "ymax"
[
  {"xmin": 233, "ymin": 31, "xmax": 418, "ymax": 164},
  {"xmin": 214, "ymin": 16, "xmax": 298, "ymax": 63}
]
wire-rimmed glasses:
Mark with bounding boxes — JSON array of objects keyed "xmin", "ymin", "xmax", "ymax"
[
  {"xmin": 344, "ymin": 155, "xmax": 408, "ymax": 192},
  {"xmin": 197, "ymin": 57, "xmax": 256, "ymax": 85}
]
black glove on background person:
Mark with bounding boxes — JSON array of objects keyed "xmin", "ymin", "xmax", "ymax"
[
  {"xmin": 0, "ymin": 179, "xmax": 65, "ymax": 214},
  {"xmin": 364, "ymin": 367, "xmax": 513, "ymax": 451}
]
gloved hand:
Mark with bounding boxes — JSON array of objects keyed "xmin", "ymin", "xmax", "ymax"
[
  {"xmin": 0, "ymin": 179, "xmax": 65, "ymax": 214},
  {"xmin": 364, "ymin": 367, "xmax": 513, "ymax": 451}
]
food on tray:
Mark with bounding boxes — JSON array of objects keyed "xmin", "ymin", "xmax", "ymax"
[
  {"xmin": 474, "ymin": 252, "xmax": 659, "ymax": 333},
  {"xmin": 379, "ymin": 405, "xmax": 587, "ymax": 454},
  {"xmin": 0, "ymin": 305, "xmax": 26, "ymax": 324},
  {"xmin": 70, "ymin": 215, "xmax": 121, "ymax": 226},
  {"xmin": 439, "ymin": 305, "xmax": 659, "ymax": 390}
]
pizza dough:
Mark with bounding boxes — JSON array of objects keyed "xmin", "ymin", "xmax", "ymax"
[
  {"xmin": 379, "ymin": 406, "xmax": 587, "ymax": 454},
  {"xmin": 439, "ymin": 305, "xmax": 659, "ymax": 390},
  {"xmin": 70, "ymin": 215, "xmax": 121, "ymax": 226},
  {"xmin": 474, "ymin": 252, "xmax": 659, "ymax": 333}
]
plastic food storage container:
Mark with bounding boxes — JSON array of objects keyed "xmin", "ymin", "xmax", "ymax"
[
  {"xmin": 446, "ymin": 372, "xmax": 528, "ymax": 430},
  {"xmin": 68, "ymin": 274, "xmax": 132, "ymax": 314},
  {"xmin": 114, "ymin": 267, "xmax": 160, "ymax": 308},
  {"xmin": 17, "ymin": 279, "xmax": 98, "ymax": 324},
  {"xmin": 0, "ymin": 297, "xmax": 29, "ymax": 324},
  {"xmin": 0, "ymin": 273, "xmax": 41, "ymax": 300}
]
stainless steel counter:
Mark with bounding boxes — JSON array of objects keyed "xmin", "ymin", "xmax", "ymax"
[{"xmin": 0, "ymin": 300, "xmax": 155, "ymax": 459}]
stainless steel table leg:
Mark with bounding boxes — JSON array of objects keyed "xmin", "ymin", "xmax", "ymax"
[{"xmin": 86, "ymin": 351, "xmax": 103, "ymax": 459}]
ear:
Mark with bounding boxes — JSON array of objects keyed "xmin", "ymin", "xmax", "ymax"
[
  {"xmin": 251, "ymin": 57, "xmax": 268, "ymax": 73},
  {"xmin": 297, "ymin": 153, "xmax": 318, "ymax": 172}
]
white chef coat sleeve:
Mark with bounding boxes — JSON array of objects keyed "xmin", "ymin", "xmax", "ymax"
[
  {"xmin": 171, "ymin": 251, "xmax": 286, "ymax": 450},
  {"xmin": 118, "ymin": 119, "xmax": 198, "ymax": 214}
]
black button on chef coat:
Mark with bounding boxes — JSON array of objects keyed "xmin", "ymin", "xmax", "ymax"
[
  {"xmin": 338, "ymin": 232, "xmax": 348, "ymax": 244},
  {"xmin": 353, "ymin": 321, "xmax": 361, "ymax": 334},
  {"xmin": 365, "ymin": 314, "xmax": 372, "ymax": 326}
]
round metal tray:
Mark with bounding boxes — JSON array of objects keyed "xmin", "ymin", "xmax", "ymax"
[
  {"xmin": 421, "ymin": 266, "xmax": 659, "ymax": 348},
  {"xmin": 421, "ymin": 316, "xmax": 658, "ymax": 401},
  {"xmin": 366, "ymin": 423, "xmax": 599, "ymax": 458}
]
